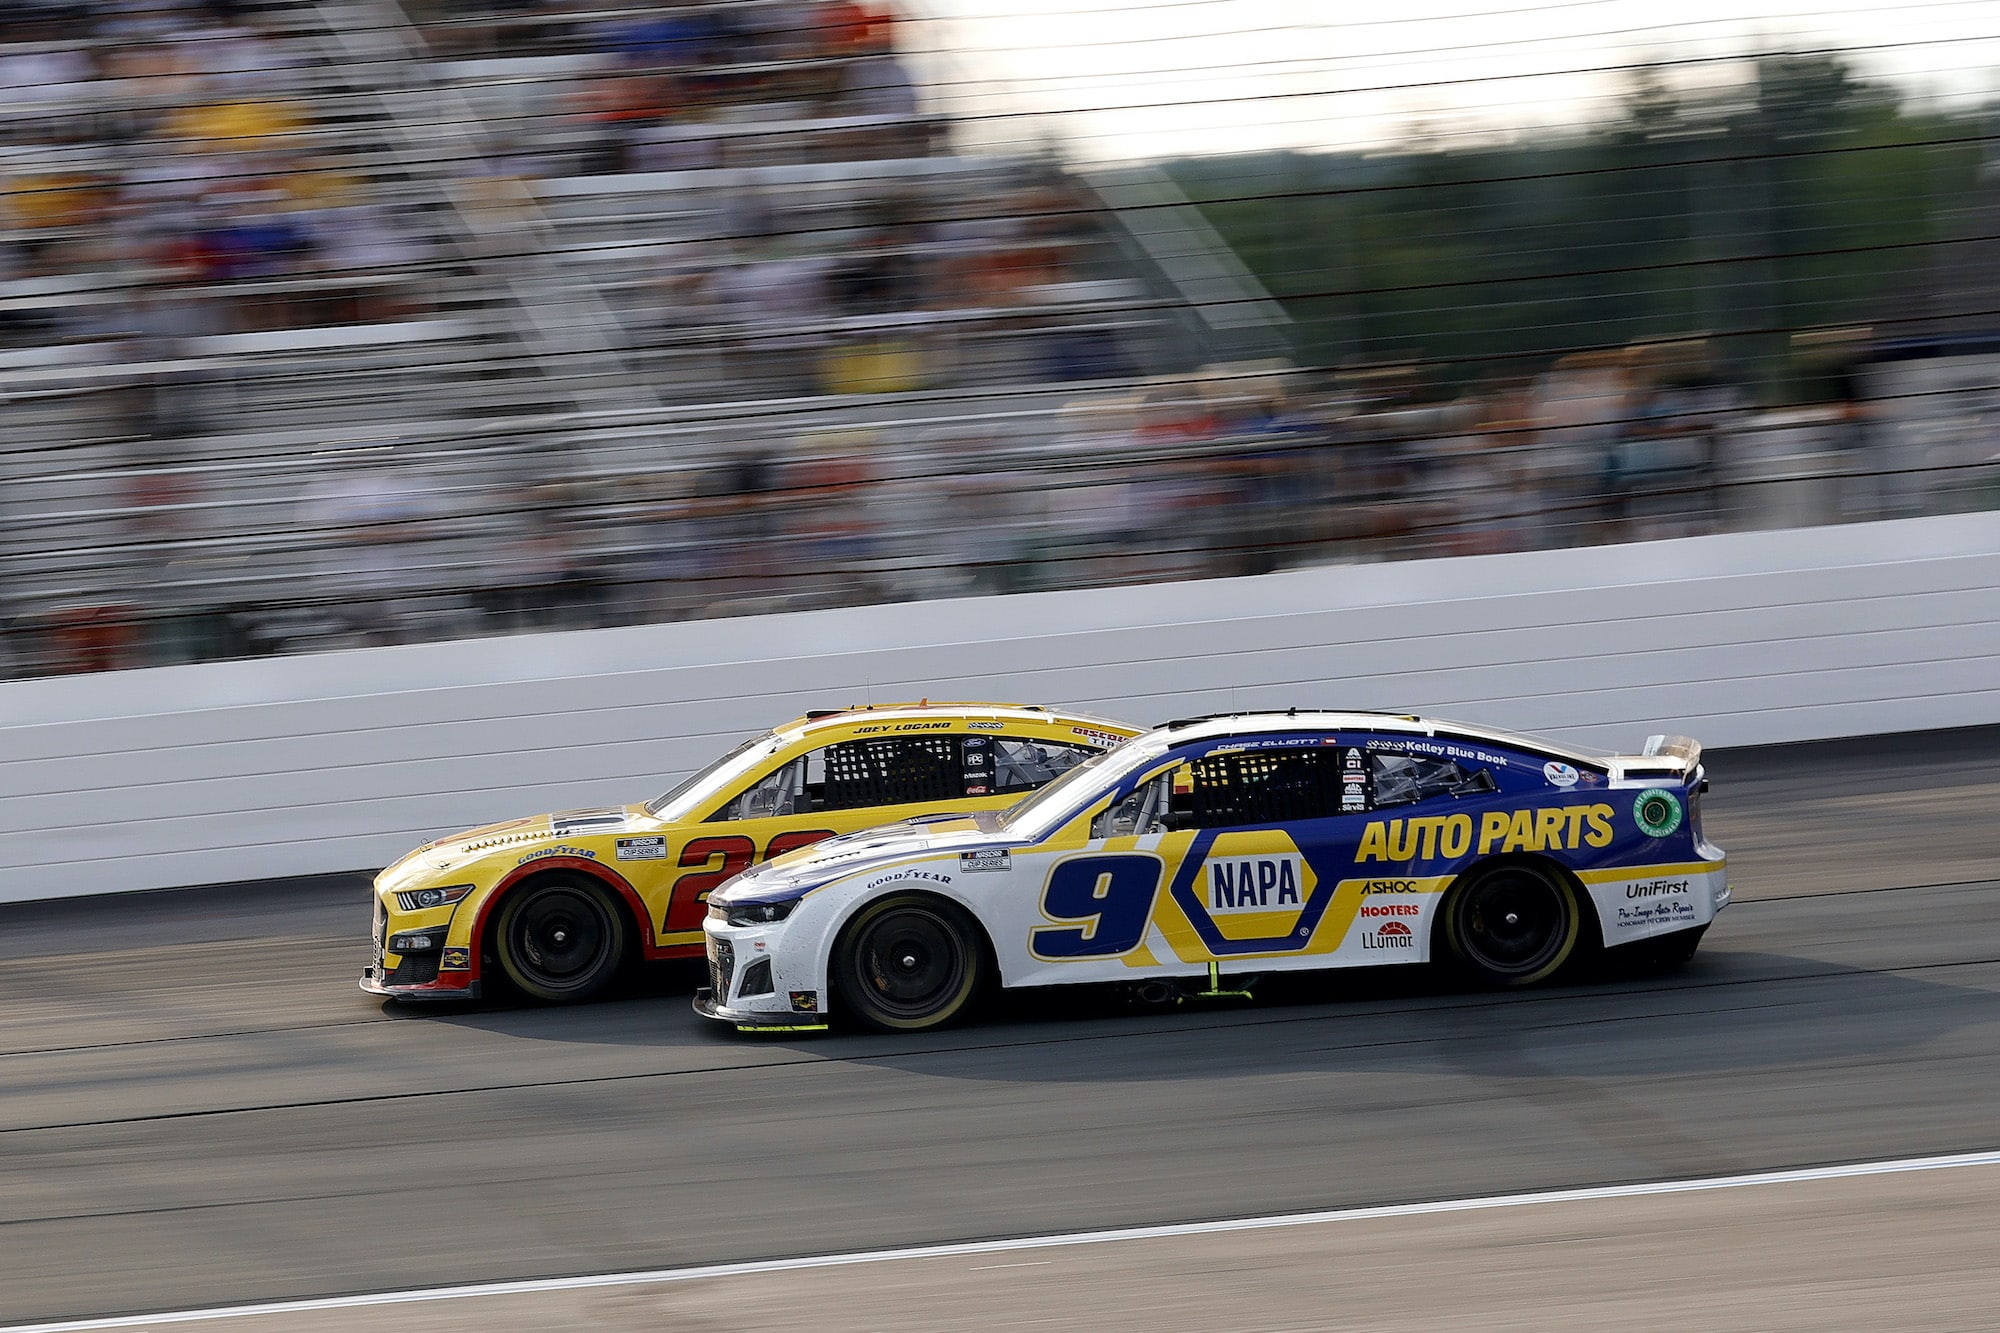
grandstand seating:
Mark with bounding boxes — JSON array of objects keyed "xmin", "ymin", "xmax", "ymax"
[
  {"xmin": 0, "ymin": 0, "xmax": 1246, "ymax": 675},
  {"xmin": 28, "ymin": 3, "xmax": 1910, "ymax": 680}
]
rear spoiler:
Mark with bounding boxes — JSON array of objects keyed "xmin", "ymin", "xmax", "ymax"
[{"xmin": 1619, "ymin": 734, "xmax": 1704, "ymax": 782}]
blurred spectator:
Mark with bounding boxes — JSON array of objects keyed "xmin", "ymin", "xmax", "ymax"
[
  {"xmin": 711, "ymin": 239, "xmax": 835, "ymax": 395},
  {"xmin": 483, "ymin": 479, "xmax": 599, "ymax": 629},
  {"xmin": 297, "ymin": 450, "xmax": 448, "ymax": 644},
  {"xmin": 102, "ymin": 279, "xmax": 207, "ymax": 438},
  {"xmin": 814, "ymin": 0, "xmax": 895, "ymax": 58},
  {"xmin": 785, "ymin": 429, "xmax": 881, "ymax": 603}
]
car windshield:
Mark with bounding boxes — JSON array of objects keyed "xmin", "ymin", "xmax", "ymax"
[
  {"xmin": 997, "ymin": 734, "xmax": 1172, "ymax": 839},
  {"xmin": 644, "ymin": 733, "xmax": 785, "ymax": 820}
]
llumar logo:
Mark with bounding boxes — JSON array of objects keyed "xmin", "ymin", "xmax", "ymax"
[
  {"xmin": 1362, "ymin": 920, "xmax": 1414, "ymax": 950},
  {"xmin": 1357, "ymin": 806, "xmax": 1613, "ymax": 863}
]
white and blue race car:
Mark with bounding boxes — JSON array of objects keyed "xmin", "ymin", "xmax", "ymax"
[{"xmin": 694, "ymin": 710, "xmax": 1727, "ymax": 1032}]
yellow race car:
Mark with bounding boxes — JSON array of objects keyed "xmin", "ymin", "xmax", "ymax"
[{"xmin": 362, "ymin": 702, "xmax": 1140, "ymax": 1003}]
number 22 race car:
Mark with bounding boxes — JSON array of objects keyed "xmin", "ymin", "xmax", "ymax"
[
  {"xmin": 696, "ymin": 710, "xmax": 1727, "ymax": 1031},
  {"xmin": 363, "ymin": 703, "xmax": 1140, "ymax": 1003}
]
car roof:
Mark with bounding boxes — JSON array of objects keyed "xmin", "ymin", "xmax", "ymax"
[
  {"xmin": 775, "ymin": 702, "xmax": 1140, "ymax": 744},
  {"xmin": 1153, "ymin": 710, "xmax": 1612, "ymax": 766}
]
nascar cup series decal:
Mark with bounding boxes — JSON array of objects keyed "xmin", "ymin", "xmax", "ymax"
[{"xmin": 1633, "ymin": 788, "xmax": 1684, "ymax": 838}]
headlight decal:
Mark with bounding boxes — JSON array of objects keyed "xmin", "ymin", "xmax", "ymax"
[
  {"xmin": 723, "ymin": 898, "xmax": 803, "ymax": 928},
  {"xmin": 394, "ymin": 884, "xmax": 476, "ymax": 914}
]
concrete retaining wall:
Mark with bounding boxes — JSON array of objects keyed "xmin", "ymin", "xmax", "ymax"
[{"xmin": 4, "ymin": 512, "xmax": 1996, "ymax": 901}]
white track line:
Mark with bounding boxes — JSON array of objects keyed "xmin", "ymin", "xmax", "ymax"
[{"xmin": 11, "ymin": 1148, "xmax": 2000, "ymax": 1333}]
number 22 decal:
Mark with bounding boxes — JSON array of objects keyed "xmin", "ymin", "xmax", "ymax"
[
  {"xmin": 1030, "ymin": 855, "xmax": 1163, "ymax": 959},
  {"xmin": 662, "ymin": 830, "xmax": 835, "ymax": 938}
]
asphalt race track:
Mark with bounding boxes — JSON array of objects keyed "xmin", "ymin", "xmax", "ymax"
[{"xmin": 4, "ymin": 727, "xmax": 2000, "ymax": 1327}]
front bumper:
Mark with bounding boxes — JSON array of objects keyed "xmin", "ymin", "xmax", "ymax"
[
  {"xmin": 693, "ymin": 987, "xmax": 828, "ymax": 1032},
  {"xmin": 360, "ymin": 962, "xmax": 481, "ymax": 1001},
  {"xmin": 364, "ymin": 891, "xmax": 479, "ymax": 1001},
  {"xmin": 694, "ymin": 922, "xmax": 830, "ymax": 1030}
]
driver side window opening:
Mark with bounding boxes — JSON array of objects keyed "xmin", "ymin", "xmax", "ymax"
[
  {"xmin": 989, "ymin": 737, "xmax": 1096, "ymax": 795},
  {"xmin": 1369, "ymin": 750, "xmax": 1497, "ymax": 807},
  {"xmin": 1090, "ymin": 745, "xmax": 1351, "ymax": 838},
  {"xmin": 712, "ymin": 731, "xmax": 1123, "ymax": 824},
  {"xmin": 818, "ymin": 734, "xmax": 962, "ymax": 810},
  {"xmin": 712, "ymin": 735, "xmax": 968, "ymax": 820},
  {"xmin": 1092, "ymin": 770, "xmax": 1175, "ymax": 839},
  {"xmin": 718, "ymin": 757, "xmax": 806, "ymax": 822},
  {"xmin": 1184, "ymin": 748, "xmax": 1346, "ymax": 829}
]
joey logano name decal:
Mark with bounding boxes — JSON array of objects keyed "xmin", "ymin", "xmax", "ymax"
[{"xmin": 1357, "ymin": 805, "xmax": 1614, "ymax": 862}]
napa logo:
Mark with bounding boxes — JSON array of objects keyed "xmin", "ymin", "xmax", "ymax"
[
  {"xmin": 1206, "ymin": 853, "xmax": 1305, "ymax": 914},
  {"xmin": 1161, "ymin": 830, "xmax": 1331, "ymax": 955}
]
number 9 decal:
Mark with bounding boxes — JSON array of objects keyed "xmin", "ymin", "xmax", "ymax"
[{"xmin": 1031, "ymin": 855, "xmax": 1163, "ymax": 959}]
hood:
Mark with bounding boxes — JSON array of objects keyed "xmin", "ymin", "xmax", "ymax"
[
  {"xmin": 411, "ymin": 807, "xmax": 637, "ymax": 872},
  {"xmin": 717, "ymin": 814, "xmax": 997, "ymax": 906}
]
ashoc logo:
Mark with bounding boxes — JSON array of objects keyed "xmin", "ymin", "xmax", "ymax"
[
  {"xmin": 1363, "ymin": 879, "xmax": 1419, "ymax": 894},
  {"xmin": 1363, "ymin": 920, "xmax": 1415, "ymax": 950}
]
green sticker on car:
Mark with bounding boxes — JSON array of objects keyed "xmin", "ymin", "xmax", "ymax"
[{"xmin": 1633, "ymin": 788, "xmax": 1683, "ymax": 838}]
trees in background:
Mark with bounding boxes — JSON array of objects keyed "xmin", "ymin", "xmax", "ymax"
[{"xmin": 1171, "ymin": 52, "xmax": 1987, "ymax": 397}]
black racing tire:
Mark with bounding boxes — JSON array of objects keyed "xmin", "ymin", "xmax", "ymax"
[
  {"xmin": 1443, "ymin": 860, "xmax": 1583, "ymax": 988},
  {"xmin": 493, "ymin": 875, "xmax": 629, "ymax": 1003},
  {"xmin": 831, "ymin": 894, "xmax": 985, "ymax": 1032}
]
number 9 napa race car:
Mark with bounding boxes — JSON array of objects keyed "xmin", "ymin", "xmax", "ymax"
[
  {"xmin": 696, "ymin": 710, "xmax": 1727, "ymax": 1032},
  {"xmin": 364, "ymin": 703, "xmax": 1139, "ymax": 1003}
]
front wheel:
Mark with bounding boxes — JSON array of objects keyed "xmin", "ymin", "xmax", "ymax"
[
  {"xmin": 494, "ymin": 876, "xmax": 629, "ymax": 1003},
  {"xmin": 1444, "ymin": 862, "xmax": 1582, "ymax": 987},
  {"xmin": 832, "ymin": 894, "xmax": 985, "ymax": 1032}
]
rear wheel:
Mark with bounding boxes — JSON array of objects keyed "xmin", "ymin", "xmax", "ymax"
[
  {"xmin": 495, "ymin": 876, "xmax": 628, "ymax": 1003},
  {"xmin": 1445, "ymin": 862, "xmax": 1581, "ymax": 987},
  {"xmin": 832, "ymin": 894, "xmax": 984, "ymax": 1032}
]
